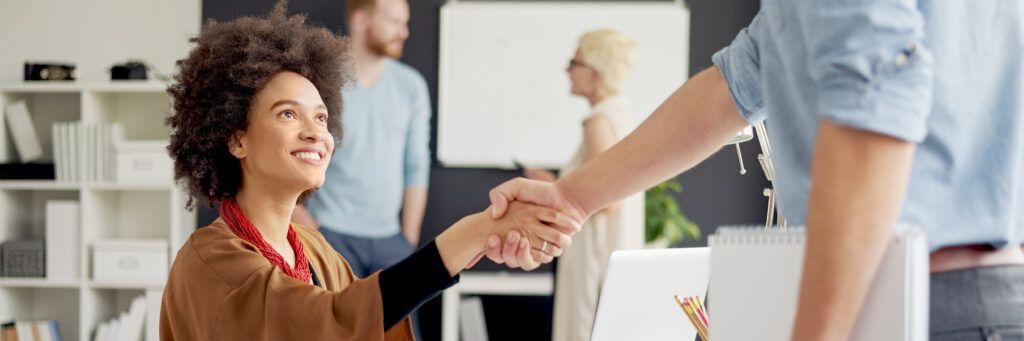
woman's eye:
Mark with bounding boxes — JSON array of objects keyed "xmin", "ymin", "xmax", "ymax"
[
  {"xmin": 317, "ymin": 114, "xmax": 328, "ymax": 123},
  {"xmin": 280, "ymin": 110, "xmax": 296, "ymax": 119}
]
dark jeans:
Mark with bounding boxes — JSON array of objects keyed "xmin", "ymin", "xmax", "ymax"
[
  {"xmin": 320, "ymin": 229, "xmax": 421, "ymax": 340},
  {"xmin": 931, "ymin": 265, "xmax": 1024, "ymax": 341}
]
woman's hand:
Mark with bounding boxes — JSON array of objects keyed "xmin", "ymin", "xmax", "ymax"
[
  {"xmin": 481, "ymin": 201, "xmax": 575, "ymax": 270},
  {"xmin": 475, "ymin": 178, "xmax": 588, "ymax": 270},
  {"xmin": 436, "ymin": 201, "xmax": 576, "ymax": 275}
]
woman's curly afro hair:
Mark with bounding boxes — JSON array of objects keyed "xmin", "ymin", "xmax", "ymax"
[{"xmin": 166, "ymin": 2, "xmax": 350, "ymax": 209}]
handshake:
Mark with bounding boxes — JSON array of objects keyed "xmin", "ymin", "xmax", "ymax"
[{"xmin": 466, "ymin": 178, "xmax": 589, "ymax": 271}]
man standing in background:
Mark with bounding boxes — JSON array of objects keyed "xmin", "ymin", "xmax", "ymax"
[{"xmin": 293, "ymin": 0, "xmax": 431, "ymax": 336}]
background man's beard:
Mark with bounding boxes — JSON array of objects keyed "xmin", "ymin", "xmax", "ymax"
[{"xmin": 368, "ymin": 34, "xmax": 404, "ymax": 59}]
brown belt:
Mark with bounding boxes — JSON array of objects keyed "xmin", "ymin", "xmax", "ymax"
[{"xmin": 930, "ymin": 244, "xmax": 1024, "ymax": 273}]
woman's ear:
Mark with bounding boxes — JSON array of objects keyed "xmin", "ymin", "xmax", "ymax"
[{"xmin": 228, "ymin": 131, "xmax": 247, "ymax": 159}]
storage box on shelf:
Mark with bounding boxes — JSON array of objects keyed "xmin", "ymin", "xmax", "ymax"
[
  {"xmin": 0, "ymin": 82, "xmax": 194, "ymax": 341},
  {"xmin": 92, "ymin": 239, "xmax": 168, "ymax": 287},
  {"xmin": 0, "ymin": 239, "xmax": 45, "ymax": 278},
  {"xmin": 114, "ymin": 141, "xmax": 173, "ymax": 185}
]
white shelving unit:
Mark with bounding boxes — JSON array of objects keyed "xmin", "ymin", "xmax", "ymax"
[{"xmin": 0, "ymin": 81, "xmax": 195, "ymax": 341}]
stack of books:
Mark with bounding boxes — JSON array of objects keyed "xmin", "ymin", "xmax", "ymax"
[
  {"xmin": 0, "ymin": 320, "xmax": 61, "ymax": 341},
  {"xmin": 51, "ymin": 122, "xmax": 124, "ymax": 182},
  {"xmin": 91, "ymin": 295, "xmax": 146, "ymax": 341}
]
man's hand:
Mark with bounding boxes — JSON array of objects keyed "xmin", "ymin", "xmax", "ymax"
[
  {"xmin": 488, "ymin": 178, "xmax": 587, "ymax": 227},
  {"xmin": 523, "ymin": 167, "xmax": 557, "ymax": 182},
  {"xmin": 479, "ymin": 178, "xmax": 586, "ymax": 267},
  {"xmin": 463, "ymin": 202, "xmax": 576, "ymax": 271}
]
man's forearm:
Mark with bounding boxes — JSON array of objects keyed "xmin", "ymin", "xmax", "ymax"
[
  {"xmin": 792, "ymin": 120, "xmax": 915, "ymax": 340},
  {"xmin": 558, "ymin": 67, "xmax": 749, "ymax": 216},
  {"xmin": 402, "ymin": 186, "xmax": 428, "ymax": 246}
]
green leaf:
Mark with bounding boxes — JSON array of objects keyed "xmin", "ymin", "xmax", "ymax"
[{"xmin": 644, "ymin": 178, "xmax": 699, "ymax": 244}]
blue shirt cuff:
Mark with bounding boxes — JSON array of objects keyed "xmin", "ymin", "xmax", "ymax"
[
  {"xmin": 816, "ymin": 44, "xmax": 934, "ymax": 143},
  {"xmin": 712, "ymin": 26, "xmax": 766, "ymax": 124}
]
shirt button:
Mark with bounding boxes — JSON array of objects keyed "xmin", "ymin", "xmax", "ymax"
[{"xmin": 894, "ymin": 53, "xmax": 908, "ymax": 67}]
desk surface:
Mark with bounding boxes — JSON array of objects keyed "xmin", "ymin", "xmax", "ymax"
[{"xmin": 453, "ymin": 271, "xmax": 553, "ymax": 295}]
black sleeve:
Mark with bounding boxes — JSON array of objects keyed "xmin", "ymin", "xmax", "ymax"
[{"xmin": 379, "ymin": 240, "xmax": 460, "ymax": 329}]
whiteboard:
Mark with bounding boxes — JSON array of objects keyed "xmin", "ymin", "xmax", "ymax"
[{"xmin": 439, "ymin": 2, "xmax": 689, "ymax": 168}]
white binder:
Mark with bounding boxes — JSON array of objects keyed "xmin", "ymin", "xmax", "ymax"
[
  {"xmin": 4, "ymin": 100, "xmax": 44, "ymax": 162},
  {"xmin": 708, "ymin": 226, "xmax": 929, "ymax": 341},
  {"xmin": 45, "ymin": 200, "xmax": 80, "ymax": 280}
]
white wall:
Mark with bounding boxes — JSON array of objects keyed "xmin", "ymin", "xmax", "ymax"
[{"xmin": 0, "ymin": 0, "xmax": 201, "ymax": 82}]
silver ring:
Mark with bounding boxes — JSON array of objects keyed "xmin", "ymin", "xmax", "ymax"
[{"xmin": 541, "ymin": 240, "xmax": 549, "ymax": 254}]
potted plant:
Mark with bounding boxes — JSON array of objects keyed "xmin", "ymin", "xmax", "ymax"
[{"xmin": 645, "ymin": 178, "xmax": 700, "ymax": 248}]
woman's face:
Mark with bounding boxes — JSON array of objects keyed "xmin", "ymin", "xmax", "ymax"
[
  {"xmin": 567, "ymin": 48, "xmax": 599, "ymax": 97},
  {"xmin": 230, "ymin": 71, "xmax": 335, "ymax": 194}
]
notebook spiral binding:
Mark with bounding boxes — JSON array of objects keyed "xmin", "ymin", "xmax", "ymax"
[
  {"xmin": 710, "ymin": 226, "xmax": 805, "ymax": 245},
  {"xmin": 710, "ymin": 225, "xmax": 920, "ymax": 246}
]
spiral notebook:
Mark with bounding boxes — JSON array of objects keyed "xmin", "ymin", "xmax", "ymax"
[{"xmin": 708, "ymin": 225, "xmax": 929, "ymax": 341}]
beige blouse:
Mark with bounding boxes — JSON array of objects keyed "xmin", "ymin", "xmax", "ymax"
[{"xmin": 553, "ymin": 95, "xmax": 645, "ymax": 341}]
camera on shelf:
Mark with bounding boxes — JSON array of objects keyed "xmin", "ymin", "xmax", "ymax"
[
  {"xmin": 110, "ymin": 61, "xmax": 148, "ymax": 80},
  {"xmin": 23, "ymin": 62, "xmax": 77, "ymax": 81}
]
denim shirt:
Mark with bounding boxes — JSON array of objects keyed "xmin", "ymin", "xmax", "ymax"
[{"xmin": 712, "ymin": 0, "xmax": 1023, "ymax": 250}]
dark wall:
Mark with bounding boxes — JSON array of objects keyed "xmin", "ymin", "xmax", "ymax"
[
  {"xmin": 680, "ymin": 1, "xmax": 766, "ymax": 248},
  {"xmin": 199, "ymin": 1, "xmax": 761, "ymax": 340}
]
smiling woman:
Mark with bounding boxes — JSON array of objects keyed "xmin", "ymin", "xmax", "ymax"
[
  {"xmin": 165, "ymin": 4, "xmax": 346, "ymax": 208},
  {"xmin": 159, "ymin": 3, "xmax": 577, "ymax": 340},
  {"xmin": 228, "ymin": 72, "xmax": 334, "ymax": 210}
]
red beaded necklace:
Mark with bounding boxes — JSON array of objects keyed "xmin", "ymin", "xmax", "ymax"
[{"xmin": 219, "ymin": 198, "xmax": 312, "ymax": 282}]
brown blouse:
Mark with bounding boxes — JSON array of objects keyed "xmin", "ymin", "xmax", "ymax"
[{"xmin": 160, "ymin": 219, "xmax": 414, "ymax": 340}]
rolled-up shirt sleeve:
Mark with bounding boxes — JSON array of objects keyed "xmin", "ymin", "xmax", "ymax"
[
  {"xmin": 796, "ymin": 0, "xmax": 934, "ymax": 142},
  {"xmin": 712, "ymin": 12, "xmax": 768, "ymax": 124}
]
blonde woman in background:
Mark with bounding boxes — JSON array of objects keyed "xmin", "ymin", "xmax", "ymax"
[{"xmin": 522, "ymin": 29, "xmax": 644, "ymax": 341}]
